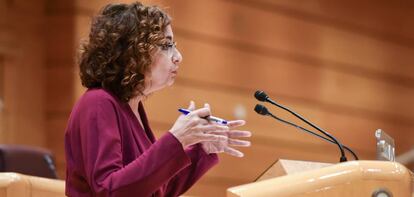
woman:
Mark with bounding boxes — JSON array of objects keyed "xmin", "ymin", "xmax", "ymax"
[{"xmin": 65, "ymin": 2, "xmax": 251, "ymax": 197}]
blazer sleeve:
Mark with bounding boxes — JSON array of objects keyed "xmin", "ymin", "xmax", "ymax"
[
  {"xmin": 164, "ymin": 144, "xmax": 219, "ymax": 196},
  {"xmin": 79, "ymin": 99, "xmax": 192, "ymax": 196}
]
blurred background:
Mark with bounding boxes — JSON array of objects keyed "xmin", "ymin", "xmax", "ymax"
[{"xmin": 1, "ymin": 0, "xmax": 414, "ymax": 196}]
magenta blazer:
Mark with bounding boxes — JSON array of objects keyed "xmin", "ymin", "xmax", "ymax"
[{"xmin": 65, "ymin": 89, "xmax": 218, "ymax": 197}]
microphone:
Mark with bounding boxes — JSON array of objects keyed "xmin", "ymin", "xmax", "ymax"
[
  {"xmin": 254, "ymin": 104, "xmax": 358, "ymax": 160},
  {"xmin": 255, "ymin": 90, "xmax": 351, "ymax": 162},
  {"xmin": 254, "ymin": 104, "xmax": 269, "ymax": 115}
]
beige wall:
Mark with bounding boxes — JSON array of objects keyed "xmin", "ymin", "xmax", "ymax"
[{"xmin": 1, "ymin": 0, "xmax": 414, "ymax": 196}]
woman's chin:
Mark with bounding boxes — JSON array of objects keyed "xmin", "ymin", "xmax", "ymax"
[
  {"xmin": 167, "ymin": 80, "xmax": 175, "ymax": 87},
  {"xmin": 166, "ymin": 76, "xmax": 176, "ymax": 86}
]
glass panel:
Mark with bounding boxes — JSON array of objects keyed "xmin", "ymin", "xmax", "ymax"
[{"xmin": 375, "ymin": 129, "xmax": 395, "ymax": 161}]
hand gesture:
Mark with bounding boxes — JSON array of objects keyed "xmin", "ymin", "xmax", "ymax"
[
  {"xmin": 169, "ymin": 101, "xmax": 230, "ymax": 148},
  {"xmin": 201, "ymin": 103, "xmax": 251, "ymax": 157}
]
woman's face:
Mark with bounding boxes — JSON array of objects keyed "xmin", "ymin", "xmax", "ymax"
[{"xmin": 144, "ymin": 25, "xmax": 182, "ymax": 95}]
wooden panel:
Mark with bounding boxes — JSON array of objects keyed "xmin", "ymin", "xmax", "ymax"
[
  {"xmin": 46, "ymin": 15, "xmax": 76, "ymax": 63},
  {"xmin": 0, "ymin": 56, "xmax": 4, "ymax": 143},
  {"xmin": 0, "ymin": 6, "xmax": 48, "ymax": 152},
  {"xmin": 75, "ymin": 0, "xmax": 123, "ymax": 11},
  {"xmin": 44, "ymin": 0, "xmax": 76, "ymax": 180},
  {"xmin": 254, "ymin": 0, "xmax": 414, "ymax": 42},
  {"xmin": 45, "ymin": 65, "xmax": 76, "ymax": 113},
  {"xmin": 10, "ymin": 0, "xmax": 47, "ymax": 15},
  {"xmin": 165, "ymin": 0, "xmax": 414, "ymax": 81},
  {"xmin": 75, "ymin": 0, "xmax": 159, "ymax": 12},
  {"xmin": 0, "ymin": 1, "xmax": 6, "ymax": 138},
  {"xmin": 1, "ymin": 0, "xmax": 47, "ymax": 147},
  {"xmin": 0, "ymin": 0, "xmax": 6, "ymax": 26},
  {"xmin": 0, "ymin": 56, "xmax": 3, "ymax": 100},
  {"xmin": 46, "ymin": 113, "xmax": 68, "ymax": 179},
  {"xmin": 185, "ymin": 175, "xmax": 242, "ymax": 197},
  {"xmin": 0, "ymin": 0, "xmax": 9, "ymax": 54},
  {"xmin": 173, "ymin": 34, "xmax": 414, "ymax": 123}
]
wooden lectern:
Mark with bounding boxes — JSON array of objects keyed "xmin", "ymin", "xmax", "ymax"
[{"xmin": 227, "ymin": 160, "xmax": 413, "ymax": 197}]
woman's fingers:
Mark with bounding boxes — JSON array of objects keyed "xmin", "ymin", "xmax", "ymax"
[
  {"xmin": 191, "ymin": 107, "xmax": 211, "ymax": 118},
  {"xmin": 183, "ymin": 108, "xmax": 210, "ymax": 127},
  {"xmin": 205, "ymin": 130, "xmax": 251, "ymax": 138},
  {"xmin": 228, "ymin": 138, "xmax": 251, "ymax": 147},
  {"xmin": 197, "ymin": 133, "xmax": 228, "ymax": 143},
  {"xmin": 185, "ymin": 115, "xmax": 208, "ymax": 127},
  {"xmin": 226, "ymin": 120, "xmax": 246, "ymax": 128},
  {"xmin": 227, "ymin": 130, "xmax": 252, "ymax": 138},
  {"xmin": 198, "ymin": 129, "xmax": 250, "ymax": 147},
  {"xmin": 196, "ymin": 117, "xmax": 209, "ymax": 125},
  {"xmin": 197, "ymin": 125, "xmax": 229, "ymax": 132},
  {"xmin": 204, "ymin": 130, "xmax": 227, "ymax": 136},
  {"xmin": 188, "ymin": 100, "xmax": 195, "ymax": 111},
  {"xmin": 224, "ymin": 146, "xmax": 244, "ymax": 157},
  {"xmin": 204, "ymin": 103, "xmax": 210, "ymax": 110}
]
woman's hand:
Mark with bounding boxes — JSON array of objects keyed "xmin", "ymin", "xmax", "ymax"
[
  {"xmin": 169, "ymin": 101, "xmax": 230, "ymax": 148},
  {"xmin": 201, "ymin": 103, "xmax": 251, "ymax": 157},
  {"xmin": 201, "ymin": 120, "xmax": 251, "ymax": 157}
]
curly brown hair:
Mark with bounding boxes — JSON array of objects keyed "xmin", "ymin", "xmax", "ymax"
[{"xmin": 79, "ymin": 2, "xmax": 171, "ymax": 102}]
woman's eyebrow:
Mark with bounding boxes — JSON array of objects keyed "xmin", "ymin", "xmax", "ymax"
[{"xmin": 165, "ymin": 36, "xmax": 173, "ymax": 40}]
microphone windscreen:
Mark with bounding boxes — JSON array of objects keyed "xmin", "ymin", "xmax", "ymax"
[
  {"xmin": 254, "ymin": 90, "xmax": 268, "ymax": 102},
  {"xmin": 254, "ymin": 104, "xmax": 269, "ymax": 115}
]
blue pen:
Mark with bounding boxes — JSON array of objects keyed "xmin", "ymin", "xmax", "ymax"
[{"xmin": 178, "ymin": 108, "xmax": 228, "ymax": 125}]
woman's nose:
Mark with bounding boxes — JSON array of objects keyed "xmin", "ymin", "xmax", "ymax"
[{"xmin": 172, "ymin": 48, "xmax": 183, "ymax": 63}]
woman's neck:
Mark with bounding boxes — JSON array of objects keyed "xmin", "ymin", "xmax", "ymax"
[
  {"xmin": 128, "ymin": 95, "xmax": 143, "ymax": 113},
  {"xmin": 128, "ymin": 95, "xmax": 146, "ymax": 129}
]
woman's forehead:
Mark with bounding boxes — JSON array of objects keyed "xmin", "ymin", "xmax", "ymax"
[{"xmin": 164, "ymin": 25, "xmax": 173, "ymax": 40}]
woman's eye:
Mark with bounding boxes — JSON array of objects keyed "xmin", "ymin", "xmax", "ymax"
[
  {"xmin": 160, "ymin": 42, "xmax": 176, "ymax": 50},
  {"xmin": 164, "ymin": 45, "xmax": 171, "ymax": 50}
]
